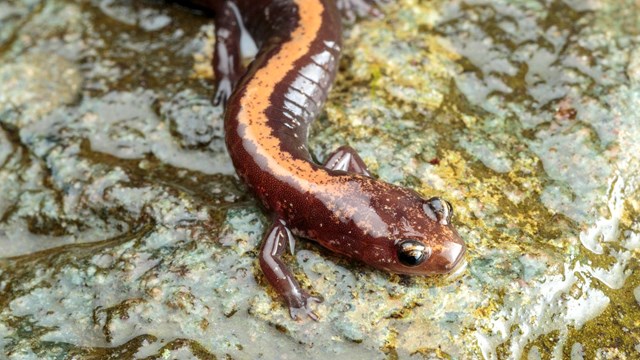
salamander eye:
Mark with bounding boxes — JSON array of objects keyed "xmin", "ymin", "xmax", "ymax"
[
  {"xmin": 423, "ymin": 197, "xmax": 453, "ymax": 225},
  {"xmin": 396, "ymin": 240, "xmax": 430, "ymax": 267}
]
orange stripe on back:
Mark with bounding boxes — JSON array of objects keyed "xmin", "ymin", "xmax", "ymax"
[{"xmin": 237, "ymin": 0, "xmax": 336, "ymax": 191}]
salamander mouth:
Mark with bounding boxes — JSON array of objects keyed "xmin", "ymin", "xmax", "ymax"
[
  {"xmin": 443, "ymin": 255, "xmax": 468, "ymax": 280},
  {"xmin": 422, "ymin": 240, "xmax": 466, "ymax": 275},
  {"xmin": 444, "ymin": 243, "xmax": 466, "ymax": 272}
]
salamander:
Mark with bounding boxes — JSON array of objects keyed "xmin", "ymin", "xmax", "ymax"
[{"xmin": 188, "ymin": 0, "xmax": 466, "ymax": 320}]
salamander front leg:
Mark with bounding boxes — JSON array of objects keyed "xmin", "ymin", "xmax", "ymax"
[
  {"xmin": 259, "ymin": 219, "xmax": 322, "ymax": 321},
  {"xmin": 322, "ymin": 145, "xmax": 371, "ymax": 176}
]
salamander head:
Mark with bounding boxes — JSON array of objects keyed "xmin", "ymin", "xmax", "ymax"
[
  {"xmin": 396, "ymin": 197, "xmax": 465, "ymax": 275},
  {"xmin": 361, "ymin": 194, "xmax": 466, "ymax": 276}
]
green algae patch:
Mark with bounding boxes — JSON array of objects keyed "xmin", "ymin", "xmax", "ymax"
[{"xmin": 1, "ymin": 0, "xmax": 640, "ymax": 359}]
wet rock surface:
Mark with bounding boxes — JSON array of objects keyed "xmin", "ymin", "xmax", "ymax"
[{"xmin": 1, "ymin": 0, "xmax": 638, "ymax": 359}]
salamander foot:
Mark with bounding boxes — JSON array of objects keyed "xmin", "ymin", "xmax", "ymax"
[
  {"xmin": 289, "ymin": 295, "xmax": 322, "ymax": 321},
  {"xmin": 337, "ymin": 0, "xmax": 389, "ymax": 22},
  {"xmin": 211, "ymin": 1, "xmax": 245, "ymax": 107},
  {"xmin": 259, "ymin": 219, "xmax": 323, "ymax": 321}
]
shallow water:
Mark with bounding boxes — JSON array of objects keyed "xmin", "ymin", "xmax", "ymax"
[{"xmin": 0, "ymin": 0, "xmax": 638, "ymax": 359}]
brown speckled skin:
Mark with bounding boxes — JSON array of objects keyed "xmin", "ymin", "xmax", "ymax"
[{"xmin": 186, "ymin": 0, "xmax": 466, "ymax": 319}]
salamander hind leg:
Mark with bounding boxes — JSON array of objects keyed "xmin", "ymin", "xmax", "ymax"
[
  {"xmin": 212, "ymin": 2, "xmax": 250, "ymax": 107},
  {"xmin": 322, "ymin": 145, "xmax": 371, "ymax": 176},
  {"xmin": 259, "ymin": 219, "xmax": 322, "ymax": 321}
]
